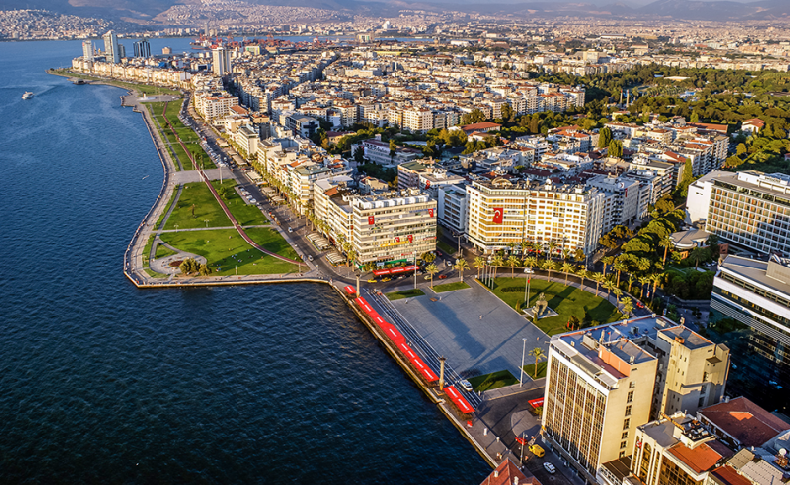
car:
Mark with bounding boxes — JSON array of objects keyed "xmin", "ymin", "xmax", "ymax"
[
  {"xmin": 636, "ymin": 301, "xmax": 644, "ymax": 309},
  {"xmin": 368, "ymin": 279, "xmax": 378, "ymax": 283},
  {"xmin": 308, "ymin": 255, "xmax": 314, "ymax": 262},
  {"xmin": 381, "ymin": 277, "xmax": 392, "ymax": 282},
  {"xmin": 524, "ymin": 267, "xmax": 535, "ymax": 274},
  {"xmin": 438, "ymin": 274, "xmax": 448, "ymax": 279},
  {"xmin": 288, "ymin": 227, "xmax": 293, "ymax": 233},
  {"xmin": 530, "ymin": 444, "xmax": 545, "ymax": 458},
  {"xmin": 248, "ymin": 198, "xmax": 257, "ymax": 204},
  {"xmin": 543, "ymin": 462, "xmax": 556, "ymax": 474},
  {"xmin": 459, "ymin": 379, "xmax": 473, "ymax": 392}
]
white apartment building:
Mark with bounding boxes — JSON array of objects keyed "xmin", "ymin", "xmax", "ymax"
[
  {"xmin": 195, "ymin": 93, "xmax": 239, "ymax": 121},
  {"xmin": 466, "ymin": 178, "xmax": 605, "ymax": 255},
  {"xmin": 438, "ymin": 185, "xmax": 469, "ymax": 236},
  {"xmin": 685, "ymin": 170, "xmax": 731, "ymax": 223},
  {"xmin": 586, "ymin": 174, "xmax": 641, "ymax": 233}
]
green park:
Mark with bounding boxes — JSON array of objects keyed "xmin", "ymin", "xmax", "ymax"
[{"xmin": 486, "ymin": 276, "xmax": 622, "ymax": 336}]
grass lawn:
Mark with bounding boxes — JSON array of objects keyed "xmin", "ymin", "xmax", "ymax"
[
  {"xmin": 243, "ymin": 227, "xmax": 302, "ymax": 262},
  {"xmin": 155, "ymin": 243, "xmax": 178, "ymax": 259},
  {"xmin": 386, "ymin": 289, "xmax": 426, "ymax": 300},
  {"xmin": 156, "ymin": 189, "xmax": 179, "ymax": 227},
  {"xmin": 144, "ymin": 268, "xmax": 168, "ymax": 278},
  {"xmin": 437, "ymin": 240, "xmax": 457, "ymax": 256},
  {"xmin": 467, "ymin": 370, "xmax": 518, "ymax": 391},
  {"xmin": 522, "ymin": 362, "xmax": 548, "ymax": 380},
  {"xmin": 142, "ymin": 234, "xmax": 155, "ymax": 264},
  {"xmin": 163, "ymin": 182, "xmax": 232, "ymax": 230},
  {"xmin": 432, "ymin": 281, "xmax": 470, "ymax": 293},
  {"xmin": 211, "ymin": 180, "xmax": 268, "ymax": 226},
  {"xmin": 147, "ymin": 101, "xmax": 215, "ymax": 171},
  {"xmin": 158, "ymin": 229, "xmax": 301, "ymax": 276},
  {"xmin": 489, "ymin": 277, "xmax": 621, "ymax": 336}
]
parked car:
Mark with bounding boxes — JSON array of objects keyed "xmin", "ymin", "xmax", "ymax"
[
  {"xmin": 543, "ymin": 462, "xmax": 556, "ymax": 474},
  {"xmin": 530, "ymin": 444, "xmax": 545, "ymax": 458},
  {"xmin": 288, "ymin": 227, "xmax": 293, "ymax": 233},
  {"xmin": 459, "ymin": 379, "xmax": 473, "ymax": 392},
  {"xmin": 368, "ymin": 279, "xmax": 378, "ymax": 283},
  {"xmin": 438, "ymin": 274, "xmax": 448, "ymax": 279}
]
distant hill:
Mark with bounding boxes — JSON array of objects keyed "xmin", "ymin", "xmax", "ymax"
[{"xmin": 1, "ymin": 0, "xmax": 788, "ymax": 22}]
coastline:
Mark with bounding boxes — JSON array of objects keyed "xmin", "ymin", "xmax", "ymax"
[{"xmin": 51, "ymin": 71, "xmax": 504, "ymax": 471}]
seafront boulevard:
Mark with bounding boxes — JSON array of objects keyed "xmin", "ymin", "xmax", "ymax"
[{"xmin": 68, "ymin": 76, "xmax": 624, "ymax": 484}]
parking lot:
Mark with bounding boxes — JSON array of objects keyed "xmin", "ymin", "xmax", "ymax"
[{"xmin": 389, "ymin": 281, "xmax": 549, "ymax": 379}]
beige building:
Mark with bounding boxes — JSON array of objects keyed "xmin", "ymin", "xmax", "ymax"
[
  {"xmin": 466, "ymin": 178, "xmax": 605, "ymax": 255},
  {"xmin": 543, "ymin": 316, "xmax": 730, "ymax": 484}
]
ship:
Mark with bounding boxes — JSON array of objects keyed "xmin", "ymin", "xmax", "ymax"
[{"xmin": 22, "ymin": 92, "xmax": 34, "ymax": 99}]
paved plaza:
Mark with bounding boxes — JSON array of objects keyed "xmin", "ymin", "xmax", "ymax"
[{"xmin": 390, "ymin": 281, "xmax": 550, "ymax": 379}]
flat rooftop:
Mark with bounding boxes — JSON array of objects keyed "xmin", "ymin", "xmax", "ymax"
[{"xmin": 717, "ymin": 255, "xmax": 790, "ymax": 296}]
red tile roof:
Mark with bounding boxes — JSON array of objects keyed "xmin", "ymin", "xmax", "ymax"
[
  {"xmin": 710, "ymin": 465, "xmax": 753, "ymax": 485},
  {"xmin": 700, "ymin": 397, "xmax": 790, "ymax": 447},
  {"xmin": 479, "ymin": 458, "xmax": 539, "ymax": 485},
  {"xmin": 462, "ymin": 122, "xmax": 502, "ymax": 132},
  {"xmin": 668, "ymin": 441, "xmax": 725, "ymax": 474}
]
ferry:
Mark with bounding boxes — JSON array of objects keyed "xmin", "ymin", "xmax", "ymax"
[{"xmin": 22, "ymin": 92, "xmax": 34, "ymax": 99}]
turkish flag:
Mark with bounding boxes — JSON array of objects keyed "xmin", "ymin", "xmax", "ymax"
[
  {"xmin": 428, "ymin": 209, "xmax": 434, "ymax": 218},
  {"xmin": 425, "ymin": 180, "xmax": 431, "ymax": 189},
  {"xmin": 368, "ymin": 216, "xmax": 375, "ymax": 225},
  {"xmin": 395, "ymin": 237, "xmax": 400, "ymax": 243},
  {"xmin": 493, "ymin": 207, "xmax": 504, "ymax": 224},
  {"xmin": 407, "ymin": 235, "xmax": 413, "ymax": 243}
]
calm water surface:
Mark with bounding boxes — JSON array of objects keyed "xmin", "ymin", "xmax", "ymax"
[{"xmin": 0, "ymin": 40, "xmax": 489, "ymax": 483}]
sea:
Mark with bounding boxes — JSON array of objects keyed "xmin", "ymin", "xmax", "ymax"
[{"xmin": 0, "ymin": 38, "xmax": 489, "ymax": 483}]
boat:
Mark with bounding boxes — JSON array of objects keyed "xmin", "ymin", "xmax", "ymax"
[{"xmin": 22, "ymin": 92, "xmax": 34, "ymax": 99}]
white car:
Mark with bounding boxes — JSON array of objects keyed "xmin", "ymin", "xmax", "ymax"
[
  {"xmin": 524, "ymin": 267, "xmax": 535, "ymax": 274},
  {"xmin": 543, "ymin": 462, "xmax": 556, "ymax": 474},
  {"xmin": 459, "ymin": 379, "xmax": 473, "ymax": 392}
]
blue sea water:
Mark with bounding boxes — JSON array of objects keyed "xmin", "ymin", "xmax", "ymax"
[{"xmin": 0, "ymin": 40, "xmax": 489, "ymax": 483}]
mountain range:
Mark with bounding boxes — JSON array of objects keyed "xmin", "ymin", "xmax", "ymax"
[{"xmin": 2, "ymin": 0, "xmax": 789, "ymax": 23}]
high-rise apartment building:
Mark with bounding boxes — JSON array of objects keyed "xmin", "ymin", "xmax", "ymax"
[
  {"xmin": 212, "ymin": 46, "xmax": 231, "ymax": 76},
  {"xmin": 466, "ymin": 178, "xmax": 605, "ymax": 255},
  {"xmin": 706, "ymin": 171, "xmax": 790, "ymax": 256},
  {"xmin": 103, "ymin": 31, "xmax": 120, "ymax": 64},
  {"xmin": 133, "ymin": 38, "xmax": 151, "ymax": 58},
  {"xmin": 542, "ymin": 316, "xmax": 729, "ymax": 483},
  {"xmin": 711, "ymin": 254, "xmax": 790, "ymax": 408},
  {"xmin": 82, "ymin": 40, "xmax": 93, "ymax": 61}
]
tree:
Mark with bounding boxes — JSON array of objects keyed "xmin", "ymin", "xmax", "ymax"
[
  {"xmin": 689, "ymin": 246, "xmax": 710, "ymax": 268},
  {"xmin": 426, "ymin": 263, "xmax": 438, "ymax": 288},
  {"xmin": 474, "ymin": 256, "xmax": 486, "ymax": 278},
  {"xmin": 576, "ymin": 268, "xmax": 588, "ymax": 291},
  {"xmin": 507, "ymin": 255, "xmax": 521, "ymax": 277},
  {"xmin": 568, "ymin": 315, "xmax": 581, "ymax": 331},
  {"xmin": 659, "ymin": 235, "xmax": 674, "ymax": 265},
  {"xmin": 602, "ymin": 278, "xmax": 615, "ymax": 302},
  {"xmin": 491, "ymin": 255, "xmax": 505, "ymax": 277},
  {"xmin": 608, "ymin": 140, "xmax": 624, "ymax": 158},
  {"xmin": 620, "ymin": 296, "xmax": 634, "ymax": 317},
  {"xmin": 543, "ymin": 260, "xmax": 556, "ymax": 282},
  {"xmin": 530, "ymin": 347, "xmax": 546, "ymax": 379},
  {"xmin": 601, "ymin": 256, "xmax": 614, "ymax": 278},
  {"xmin": 613, "ymin": 258, "xmax": 628, "ymax": 288},
  {"xmin": 454, "ymin": 259, "xmax": 469, "ymax": 283},
  {"xmin": 523, "ymin": 256, "xmax": 538, "ymax": 272},
  {"xmin": 736, "ymin": 143, "xmax": 747, "ymax": 156},
  {"xmin": 638, "ymin": 275, "xmax": 651, "ymax": 299},
  {"xmin": 592, "ymin": 272, "xmax": 605, "ymax": 297},
  {"xmin": 612, "ymin": 287, "xmax": 623, "ymax": 309},
  {"xmin": 562, "ymin": 263, "xmax": 575, "ymax": 285},
  {"xmin": 501, "ymin": 103, "xmax": 514, "ymax": 122},
  {"xmin": 598, "ymin": 126, "xmax": 613, "ymax": 148},
  {"xmin": 422, "ymin": 251, "xmax": 436, "ymax": 263}
]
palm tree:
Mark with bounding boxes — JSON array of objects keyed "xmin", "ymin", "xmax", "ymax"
[
  {"xmin": 561, "ymin": 263, "xmax": 575, "ymax": 286},
  {"xmin": 523, "ymin": 256, "xmax": 538, "ymax": 272},
  {"xmin": 562, "ymin": 248, "xmax": 570, "ymax": 261},
  {"xmin": 602, "ymin": 278, "xmax": 615, "ymax": 303},
  {"xmin": 530, "ymin": 347, "xmax": 546, "ymax": 379},
  {"xmin": 601, "ymin": 256, "xmax": 614, "ymax": 278},
  {"xmin": 543, "ymin": 260, "xmax": 557, "ymax": 282},
  {"xmin": 650, "ymin": 272, "xmax": 663, "ymax": 302},
  {"xmin": 473, "ymin": 257, "xmax": 486, "ymax": 278},
  {"xmin": 627, "ymin": 274, "xmax": 635, "ymax": 294},
  {"xmin": 454, "ymin": 259, "xmax": 469, "ymax": 283},
  {"xmin": 690, "ymin": 247, "xmax": 706, "ymax": 268},
  {"xmin": 547, "ymin": 241, "xmax": 557, "ymax": 261},
  {"xmin": 347, "ymin": 250, "xmax": 357, "ymax": 269},
  {"xmin": 659, "ymin": 235, "xmax": 674, "ymax": 265},
  {"xmin": 620, "ymin": 296, "xmax": 634, "ymax": 317},
  {"xmin": 426, "ymin": 263, "xmax": 438, "ymax": 289},
  {"xmin": 507, "ymin": 255, "xmax": 521, "ymax": 277},
  {"xmin": 613, "ymin": 287, "xmax": 623, "ymax": 310},
  {"xmin": 491, "ymin": 255, "xmax": 505, "ymax": 277},
  {"xmin": 638, "ymin": 275, "xmax": 651, "ymax": 299},
  {"xmin": 591, "ymin": 272, "xmax": 605, "ymax": 297},
  {"xmin": 613, "ymin": 258, "xmax": 628, "ymax": 288},
  {"xmin": 576, "ymin": 268, "xmax": 588, "ymax": 291}
]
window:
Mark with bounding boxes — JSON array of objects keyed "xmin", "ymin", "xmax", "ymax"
[
  {"xmin": 621, "ymin": 441, "xmax": 628, "ymax": 449},
  {"xmin": 628, "ymin": 391, "xmax": 634, "ymax": 403},
  {"xmin": 626, "ymin": 405, "xmax": 632, "ymax": 417},
  {"xmin": 622, "ymin": 431, "xmax": 629, "ymax": 440},
  {"xmin": 624, "ymin": 418, "xmax": 630, "ymax": 430}
]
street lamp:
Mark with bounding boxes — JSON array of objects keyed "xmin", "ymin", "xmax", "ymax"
[
  {"xmin": 520, "ymin": 338, "xmax": 527, "ymax": 387},
  {"xmin": 204, "ymin": 219, "xmax": 210, "ymax": 227},
  {"xmin": 174, "ymin": 224, "xmax": 179, "ymax": 233}
]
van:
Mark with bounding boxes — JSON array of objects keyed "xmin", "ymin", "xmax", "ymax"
[{"xmin": 530, "ymin": 444, "xmax": 545, "ymax": 458}]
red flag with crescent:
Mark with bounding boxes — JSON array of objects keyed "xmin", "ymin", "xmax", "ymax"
[
  {"xmin": 368, "ymin": 216, "xmax": 375, "ymax": 225},
  {"xmin": 493, "ymin": 207, "xmax": 504, "ymax": 224},
  {"xmin": 407, "ymin": 235, "xmax": 413, "ymax": 243},
  {"xmin": 428, "ymin": 209, "xmax": 434, "ymax": 218},
  {"xmin": 395, "ymin": 237, "xmax": 400, "ymax": 243}
]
